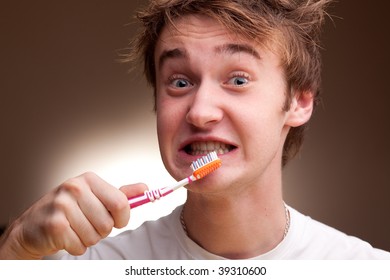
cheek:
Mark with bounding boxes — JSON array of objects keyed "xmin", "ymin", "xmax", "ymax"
[
  {"xmin": 156, "ymin": 107, "xmax": 173, "ymax": 172},
  {"xmin": 156, "ymin": 98, "xmax": 185, "ymax": 146},
  {"xmin": 156, "ymin": 108, "xmax": 171, "ymax": 148},
  {"xmin": 235, "ymin": 105, "xmax": 287, "ymax": 154}
]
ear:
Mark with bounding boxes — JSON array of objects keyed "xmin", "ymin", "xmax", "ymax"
[{"xmin": 285, "ymin": 91, "xmax": 314, "ymax": 127}]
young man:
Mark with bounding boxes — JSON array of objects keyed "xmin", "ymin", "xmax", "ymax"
[{"xmin": 0, "ymin": 0, "xmax": 389, "ymax": 259}]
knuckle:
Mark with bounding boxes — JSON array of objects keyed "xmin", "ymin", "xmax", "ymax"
[
  {"xmin": 109, "ymin": 196, "xmax": 128, "ymax": 213},
  {"xmin": 42, "ymin": 213, "xmax": 68, "ymax": 237},
  {"xmin": 59, "ymin": 179, "xmax": 84, "ymax": 198},
  {"xmin": 107, "ymin": 196, "xmax": 130, "ymax": 229},
  {"xmin": 50, "ymin": 195, "xmax": 69, "ymax": 213},
  {"xmin": 83, "ymin": 234, "xmax": 101, "ymax": 247},
  {"xmin": 59, "ymin": 171, "xmax": 98, "ymax": 195},
  {"xmin": 68, "ymin": 245, "xmax": 87, "ymax": 256},
  {"xmin": 81, "ymin": 171, "xmax": 98, "ymax": 184},
  {"xmin": 96, "ymin": 219, "xmax": 114, "ymax": 237}
]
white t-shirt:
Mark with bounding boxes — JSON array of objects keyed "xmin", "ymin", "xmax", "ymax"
[{"xmin": 62, "ymin": 205, "xmax": 390, "ymax": 260}]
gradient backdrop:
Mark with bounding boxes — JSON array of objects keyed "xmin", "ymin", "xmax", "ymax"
[{"xmin": 1, "ymin": 1, "xmax": 389, "ymax": 252}]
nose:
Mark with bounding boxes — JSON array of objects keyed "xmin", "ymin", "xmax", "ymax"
[{"xmin": 185, "ymin": 82, "xmax": 223, "ymax": 129}]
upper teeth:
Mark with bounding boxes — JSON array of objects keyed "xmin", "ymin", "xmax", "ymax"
[{"xmin": 189, "ymin": 141, "xmax": 231, "ymax": 156}]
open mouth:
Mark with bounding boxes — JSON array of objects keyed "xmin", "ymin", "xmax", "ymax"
[{"xmin": 183, "ymin": 141, "xmax": 236, "ymax": 156}]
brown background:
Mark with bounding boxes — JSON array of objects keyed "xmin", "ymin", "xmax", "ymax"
[{"xmin": 1, "ymin": 1, "xmax": 389, "ymax": 251}]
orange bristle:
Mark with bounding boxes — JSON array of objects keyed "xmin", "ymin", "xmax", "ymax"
[
  {"xmin": 193, "ymin": 159, "xmax": 222, "ymax": 179},
  {"xmin": 191, "ymin": 151, "xmax": 222, "ymax": 179}
]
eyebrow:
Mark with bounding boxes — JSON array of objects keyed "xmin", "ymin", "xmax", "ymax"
[
  {"xmin": 158, "ymin": 48, "xmax": 188, "ymax": 70},
  {"xmin": 215, "ymin": 43, "xmax": 261, "ymax": 60},
  {"xmin": 157, "ymin": 43, "xmax": 261, "ymax": 70}
]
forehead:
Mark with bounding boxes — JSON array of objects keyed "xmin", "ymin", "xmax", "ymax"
[
  {"xmin": 156, "ymin": 15, "xmax": 236, "ymax": 50},
  {"xmin": 155, "ymin": 15, "xmax": 271, "ymax": 66},
  {"xmin": 165, "ymin": 15, "xmax": 227, "ymax": 35}
]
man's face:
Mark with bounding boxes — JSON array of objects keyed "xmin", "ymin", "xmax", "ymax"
[{"xmin": 154, "ymin": 15, "xmax": 302, "ymax": 194}]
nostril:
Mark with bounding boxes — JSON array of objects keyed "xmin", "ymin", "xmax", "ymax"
[{"xmin": 185, "ymin": 107, "xmax": 223, "ymax": 129}]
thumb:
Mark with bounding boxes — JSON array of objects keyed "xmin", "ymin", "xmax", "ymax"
[{"xmin": 119, "ymin": 183, "xmax": 148, "ymax": 198}]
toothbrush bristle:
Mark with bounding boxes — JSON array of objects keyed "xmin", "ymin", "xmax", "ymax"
[{"xmin": 191, "ymin": 151, "xmax": 222, "ymax": 179}]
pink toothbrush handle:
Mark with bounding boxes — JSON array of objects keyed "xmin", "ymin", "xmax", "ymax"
[{"xmin": 128, "ymin": 188, "xmax": 173, "ymax": 209}]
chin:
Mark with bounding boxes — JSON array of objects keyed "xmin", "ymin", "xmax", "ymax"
[{"xmin": 187, "ymin": 169, "xmax": 228, "ymax": 193}]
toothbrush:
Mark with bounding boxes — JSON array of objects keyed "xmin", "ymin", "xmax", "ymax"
[{"xmin": 128, "ymin": 151, "xmax": 222, "ymax": 208}]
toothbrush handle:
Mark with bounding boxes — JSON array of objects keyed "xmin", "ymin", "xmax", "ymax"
[
  {"xmin": 128, "ymin": 177, "xmax": 191, "ymax": 209},
  {"xmin": 128, "ymin": 188, "xmax": 173, "ymax": 209}
]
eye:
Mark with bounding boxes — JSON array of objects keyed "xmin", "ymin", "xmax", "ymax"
[
  {"xmin": 226, "ymin": 74, "xmax": 250, "ymax": 87},
  {"xmin": 165, "ymin": 74, "xmax": 193, "ymax": 96},
  {"xmin": 169, "ymin": 77, "xmax": 192, "ymax": 88}
]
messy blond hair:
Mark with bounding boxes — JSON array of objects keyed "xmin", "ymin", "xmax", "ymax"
[{"xmin": 127, "ymin": 0, "xmax": 333, "ymax": 166}]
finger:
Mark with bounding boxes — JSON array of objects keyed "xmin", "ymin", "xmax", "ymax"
[
  {"xmin": 60, "ymin": 174, "xmax": 115, "ymax": 237},
  {"xmin": 81, "ymin": 172, "xmax": 130, "ymax": 229},
  {"xmin": 42, "ymin": 208, "xmax": 87, "ymax": 256},
  {"xmin": 61, "ymin": 221, "xmax": 88, "ymax": 256},
  {"xmin": 62, "ymin": 194, "xmax": 104, "ymax": 247},
  {"xmin": 78, "ymin": 196, "xmax": 115, "ymax": 238},
  {"xmin": 78, "ymin": 193, "xmax": 116, "ymax": 238},
  {"xmin": 61, "ymin": 220, "xmax": 87, "ymax": 256}
]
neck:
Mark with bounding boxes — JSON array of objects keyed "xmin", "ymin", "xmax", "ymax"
[{"xmin": 183, "ymin": 180, "xmax": 287, "ymax": 259}]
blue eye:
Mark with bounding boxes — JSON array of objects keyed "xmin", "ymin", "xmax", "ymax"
[
  {"xmin": 171, "ymin": 78, "xmax": 191, "ymax": 88},
  {"xmin": 228, "ymin": 76, "xmax": 249, "ymax": 86}
]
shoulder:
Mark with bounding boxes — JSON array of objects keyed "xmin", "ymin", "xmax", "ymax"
[{"xmin": 288, "ymin": 207, "xmax": 390, "ymax": 259}]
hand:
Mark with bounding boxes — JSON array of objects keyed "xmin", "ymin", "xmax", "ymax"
[{"xmin": 0, "ymin": 172, "xmax": 147, "ymax": 259}]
